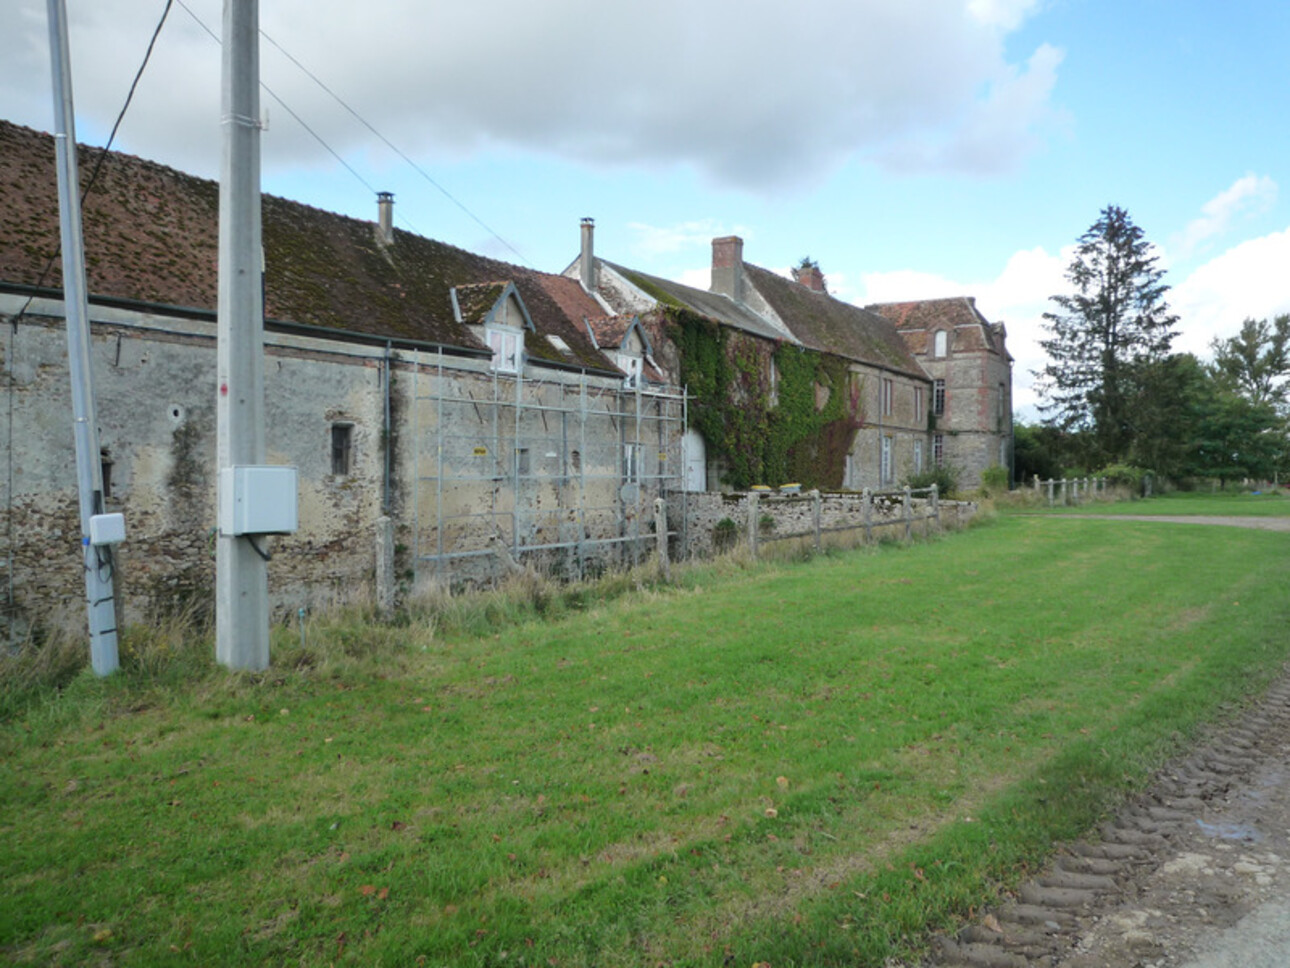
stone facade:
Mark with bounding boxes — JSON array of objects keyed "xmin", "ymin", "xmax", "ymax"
[
  {"xmin": 0, "ymin": 291, "xmax": 680, "ymax": 638},
  {"xmin": 868, "ymin": 297, "xmax": 1014, "ymax": 490}
]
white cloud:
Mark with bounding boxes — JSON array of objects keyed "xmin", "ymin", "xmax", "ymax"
[
  {"xmin": 852, "ymin": 228, "xmax": 1290, "ymax": 420},
  {"xmin": 1171, "ymin": 226, "xmax": 1290, "ymax": 356},
  {"xmin": 967, "ymin": 0, "xmax": 1040, "ymax": 30},
  {"xmin": 627, "ymin": 220, "xmax": 751, "ymax": 257},
  {"xmin": 1174, "ymin": 174, "xmax": 1278, "ymax": 258},
  {"xmin": 0, "ymin": 0, "xmax": 1064, "ymax": 190},
  {"xmin": 858, "ymin": 247, "xmax": 1070, "ymax": 419}
]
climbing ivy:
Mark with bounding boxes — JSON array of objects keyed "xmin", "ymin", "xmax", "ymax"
[{"xmin": 663, "ymin": 309, "xmax": 862, "ymax": 490}]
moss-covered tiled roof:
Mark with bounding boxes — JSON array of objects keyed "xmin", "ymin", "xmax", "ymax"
[
  {"xmin": 745, "ymin": 264, "xmax": 925, "ymax": 376},
  {"xmin": 0, "ymin": 120, "xmax": 608, "ymax": 369},
  {"xmin": 604, "ymin": 261, "xmax": 790, "ymax": 343},
  {"xmin": 867, "ymin": 296, "xmax": 1008, "ymax": 358}
]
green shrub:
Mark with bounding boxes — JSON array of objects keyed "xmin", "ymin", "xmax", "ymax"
[
  {"xmin": 1100, "ymin": 463, "xmax": 1153, "ymax": 495},
  {"xmin": 906, "ymin": 464, "xmax": 960, "ymax": 498},
  {"xmin": 713, "ymin": 517, "xmax": 738, "ymax": 551},
  {"xmin": 979, "ymin": 464, "xmax": 1009, "ymax": 496}
]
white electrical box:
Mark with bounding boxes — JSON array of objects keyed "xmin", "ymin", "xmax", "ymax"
[
  {"xmin": 89, "ymin": 513, "xmax": 127, "ymax": 546},
  {"xmin": 219, "ymin": 466, "xmax": 299, "ymax": 536}
]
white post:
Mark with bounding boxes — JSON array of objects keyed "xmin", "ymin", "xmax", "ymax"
[
  {"xmin": 811, "ymin": 489, "xmax": 822, "ymax": 551},
  {"xmin": 47, "ymin": 0, "xmax": 119, "ymax": 675},
  {"xmin": 747, "ymin": 492, "xmax": 760, "ymax": 559},
  {"xmin": 216, "ymin": 0, "xmax": 269, "ymax": 670},
  {"xmin": 654, "ymin": 498, "xmax": 670, "ymax": 582}
]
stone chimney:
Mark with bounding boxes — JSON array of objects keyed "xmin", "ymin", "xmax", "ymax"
[
  {"xmin": 376, "ymin": 192, "xmax": 395, "ymax": 245},
  {"xmin": 711, "ymin": 236, "xmax": 745, "ymax": 303},
  {"xmin": 580, "ymin": 217, "xmax": 596, "ymax": 292},
  {"xmin": 792, "ymin": 263, "xmax": 827, "ymax": 293}
]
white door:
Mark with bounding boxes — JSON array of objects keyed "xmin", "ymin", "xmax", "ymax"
[{"xmin": 682, "ymin": 429, "xmax": 707, "ymax": 492}]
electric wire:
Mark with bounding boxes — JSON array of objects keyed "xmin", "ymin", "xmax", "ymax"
[
  {"xmin": 257, "ymin": 27, "xmax": 532, "ymax": 266},
  {"xmin": 5, "ymin": 0, "xmax": 174, "ymax": 649},
  {"xmin": 173, "ymin": 0, "xmax": 529, "ymax": 264}
]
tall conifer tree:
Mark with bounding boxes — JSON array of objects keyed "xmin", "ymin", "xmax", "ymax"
[{"xmin": 1037, "ymin": 205, "xmax": 1178, "ymax": 465}]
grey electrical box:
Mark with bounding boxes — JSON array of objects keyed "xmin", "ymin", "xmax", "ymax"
[
  {"xmin": 88, "ymin": 512, "xmax": 126, "ymax": 546},
  {"xmin": 219, "ymin": 466, "xmax": 299, "ymax": 536}
]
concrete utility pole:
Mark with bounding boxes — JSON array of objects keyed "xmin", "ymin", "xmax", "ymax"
[
  {"xmin": 47, "ymin": 0, "xmax": 119, "ymax": 675},
  {"xmin": 216, "ymin": 0, "xmax": 269, "ymax": 670}
]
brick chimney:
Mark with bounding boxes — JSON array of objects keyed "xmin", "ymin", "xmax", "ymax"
[
  {"xmin": 580, "ymin": 217, "xmax": 596, "ymax": 293},
  {"xmin": 711, "ymin": 236, "xmax": 745, "ymax": 303},
  {"xmin": 792, "ymin": 263, "xmax": 827, "ymax": 293},
  {"xmin": 376, "ymin": 191, "xmax": 394, "ymax": 245}
]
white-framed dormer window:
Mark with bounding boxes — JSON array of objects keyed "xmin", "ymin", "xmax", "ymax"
[
  {"xmin": 486, "ymin": 326, "xmax": 523, "ymax": 374},
  {"xmin": 933, "ymin": 330, "xmax": 948, "ymax": 358},
  {"xmin": 617, "ymin": 352, "xmax": 642, "ymax": 390}
]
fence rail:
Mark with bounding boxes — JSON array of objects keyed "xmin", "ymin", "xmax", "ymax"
[{"xmin": 1031, "ymin": 476, "xmax": 1109, "ymax": 507}]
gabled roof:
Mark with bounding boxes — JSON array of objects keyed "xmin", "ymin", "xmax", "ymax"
[
  {"xmin": 584, "ymin": 314, "xmax": 665, "ymax": 384},
  {"xmin": 743, "ymin": 264, "xmax": 926, "ymax": 377},
  {"xmin": 584, "ymin": 314, "xmax": 643, "ymax": 351},
  {"xmin": 601, "ymin": 261, "xmax": 791, "ymax": 343},
  {"xmin": 867, "ymin": 296, "xmax": 1011, "ymax": 360},
  {"xmin": 0, "ymin": 120, "xmax": 608, "ymax": 370},
  {"xmin": 451, "ymin": 281, "xmax": 535, "ymax": 332}
]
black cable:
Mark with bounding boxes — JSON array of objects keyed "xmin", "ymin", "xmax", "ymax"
[
  {"xmin": 174, "ymin": 0, "xmax": 528, "ymax": 264},
  {"xmin": 8, "ymin": 0, "xmax": 176, "ymax": 324},
  {"xmin": 245, "ymin": 535, "xmax": 272, "ymax": 562},
  {"xmin": 257, "ymin": 27, "xmax": 531, "ymax": 266}
]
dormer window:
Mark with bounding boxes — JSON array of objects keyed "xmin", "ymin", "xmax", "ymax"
[
  {"xmin": 933, "ymin": 330, "xmax": 948, "ymax": 358},
  {"xmin": 486, "ymin": 326, "xmax": 523, "ymax": 374},
  {"xmin": 617, "ymin": 352, "xmax": 642, "ymax": 389}
]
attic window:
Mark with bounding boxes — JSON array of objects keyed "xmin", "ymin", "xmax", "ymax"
[
  {"xmin": 547, "ymin": 335, "xmax": 573, "ymax": 356},
  {"xmin": 933, "ymin": 330, "xmax": 948, "ymax": 358},
  {"xmin": 486, "ymin": 326, "xmax": 523, "ymax": 374},
  {"xmin": 617, "ymin": 352, "xmax": 642, "ymax": 390}
]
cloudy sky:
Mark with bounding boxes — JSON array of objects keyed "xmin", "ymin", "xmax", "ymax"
[{"xmin": 4, "ymin": 0, "xmax": 1288, "ymax": 417}]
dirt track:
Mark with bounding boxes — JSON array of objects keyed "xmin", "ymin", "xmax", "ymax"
[{"xmin": 915, "ymin": 514, "xmax": 1290, "ymax": 968}]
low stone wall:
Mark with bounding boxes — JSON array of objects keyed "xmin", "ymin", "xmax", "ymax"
[{"xmin": 677, "ymin": 488, "xmax": 978, "ymax": 559}]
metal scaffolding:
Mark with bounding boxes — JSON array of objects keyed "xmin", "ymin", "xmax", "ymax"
[{"xmin": 408, "ymin": 349, "xmax": 687, "ymax": 586}]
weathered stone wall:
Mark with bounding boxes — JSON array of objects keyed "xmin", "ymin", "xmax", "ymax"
[
  {"xmin": 678, "ymin": 488, "xmax": 977, "ymax": 559},
  {"xmin": 0, "ymin": 294, "xmax": 681, "ymax": 636}
]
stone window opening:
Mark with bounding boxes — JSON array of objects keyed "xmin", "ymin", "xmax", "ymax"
[
  {"xmin": 933, "ymin": 330, "xmax": 948, "ymax": 358},
  {"xmin": 100, "ymin": 448, "xmax": 114, "ymax": 499},
  {"xmin": 933, "ymin": 379, "xmax": 946, "ymax": 417},
  {"xmin": 331, "ymin": 422, "xmax": 354, "ymax": 476}
]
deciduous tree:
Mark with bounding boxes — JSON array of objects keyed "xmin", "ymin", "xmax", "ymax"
[{"xmin": 1210, "ymin": 315, "xmax": 1290, "ymax": 410}]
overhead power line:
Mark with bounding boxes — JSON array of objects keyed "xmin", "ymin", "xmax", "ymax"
[{"xmin": 175, "ymin": 0, "xmax": 528, "ymax": 264}]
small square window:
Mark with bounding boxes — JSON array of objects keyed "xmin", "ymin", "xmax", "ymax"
[{"xmin": 331, "ymin": 423, "xmax": 354, "ymax": 476}]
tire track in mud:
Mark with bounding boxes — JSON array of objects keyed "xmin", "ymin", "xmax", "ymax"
[{"xmin": 918, "ymin": 668, "xmax": 1290, "ymax": 968}]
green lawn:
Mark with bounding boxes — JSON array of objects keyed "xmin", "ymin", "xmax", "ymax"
[
  {"xmin": 1022, "ymin": 488, "xmax": 1290, "ymax": 517},
  {"xmin": 3, "ymin": 513, "xmax": 1289, "ymax": 966}
]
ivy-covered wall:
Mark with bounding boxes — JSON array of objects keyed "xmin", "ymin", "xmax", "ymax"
[{"xmin": 662, "ymin": 308, "xmax": 862, "ymax": 490}]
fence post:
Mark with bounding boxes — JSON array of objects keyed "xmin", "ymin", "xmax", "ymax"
[
  {"xmin": 1059, "ymin": 478, "xmax": 1068, "ymax": 505},
  {"xmin": 654, "ymin": 498, "xmax": 670, "ymax": 582},
  {"xmin": 903, "ymin": 486, "xmax": 912, "ymax": 541},
  {"xmin": 1046, "ymin": 478, "xmax": 1054, "ymax": 507},
  {"xmin": 931, "ymin": 483, "xmax": 940, "ymax": 529},
  {"xmin": 811, "ymin": 489, "xmax": 822, "ymax": 552},
  {"xmin": 747, "ymin": 491, "xmax": 760, "ymax": 559}
]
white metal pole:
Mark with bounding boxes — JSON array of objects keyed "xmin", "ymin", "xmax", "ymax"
[
  {"xmin": 47, "ymin": 0, "xmax": 119, "ymax": 675},
  {"xmin": 215, "ymin": 0, "xmax": 269, "ymax": 670}
]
